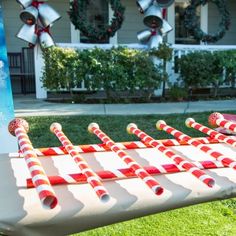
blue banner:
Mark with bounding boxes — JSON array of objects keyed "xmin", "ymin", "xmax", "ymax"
[{"xmin": 0, "ymin": 4, "xmax": 17, "ymax": 153}]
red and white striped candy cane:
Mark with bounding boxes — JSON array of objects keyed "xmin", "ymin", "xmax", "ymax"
[
  {"xmin": 209, "ymin": 112, "xmax": 236, "ymax": 133},
  {"xmin": 26, "ymin": 160, "xmax": 224, "ymax": 188},
  {"xmin": 186, "ymin": 118, "xmax": 236, "ymax": 148},
  {"xmin": 127, "ymin": 123, "xmax": 215, "ymax": 188},
  {"xmin": 157, "ymin": 120, "xmax": 236, "ymax": 170},
  {"xmin": 50, "ymin": 123, "xmax": 110, "ymax": 202},
  {"xmin": 19, "ymin": 137, "xmax": 225, "ymax": 157},
  {"xmin": 88, "ymin": 123, "xmax": 164, "ymax": 195},
  {"xmin": 8, "ymin": 118, "xmax": 58, "ymax": 209}
]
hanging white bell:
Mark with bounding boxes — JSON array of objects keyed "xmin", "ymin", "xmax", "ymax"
[
  {"xmin": 136, "ymin": 0, "xmax": 154, "ymax": 13},
  {"xmin": 148, "ymin": 34, "xmax": 163, "ymax": 49},
  {"xmin": 137, "ymin": 29, "xmax": 152, "ymax": 43},
  {"xmin": 19, "ymin": 6, "xmax": 38, "ymax": 25},
  {"xmin": 39, "ymin": 31, "xmax": 55, "ymax": 48},
  {"xmin": 159, "ymin": 19, "xmax": 173, "ymax": 35},
  {"xmin": 38, "ymin": 3, "xmax": 61, "ymax": 27},
  {"xmin": 16, "ymin": 0, "xmax": 33, "ymax": 9},
  {"xmin": 155, "ymin": 0, "xmax": 175, "ymax": 8},
  {"xmin": 143, "ymin": 5, "xmax": 163, "ymax": 28},
  {"xmin": 16, "ymin": 24, "xmax": 38, "ymax": 45}
]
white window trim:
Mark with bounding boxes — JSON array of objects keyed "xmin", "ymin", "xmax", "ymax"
[
  {"xmin": 167, "ymin": 1, "xmax": 208, "ymax": 44},
  {"xmin": 70, "ymin": 3, "xmax": 117, "ymax": 44}
]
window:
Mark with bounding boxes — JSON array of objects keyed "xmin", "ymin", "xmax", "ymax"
[
  {"xmin": 80, "ymin": 0, "xmax": 109, "ymax": 44},
  {"xmin": 175, "ymin": 1, "xmax": 200, "ymax": 44}
]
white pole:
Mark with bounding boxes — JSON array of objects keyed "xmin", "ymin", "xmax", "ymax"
[
  {"xmin": 34, "ymin": 45, "xmax": 47, "ymax": 99},
  {"xmin": 109, "ymin": 3, "xmax": 118, "ymax": 45}
]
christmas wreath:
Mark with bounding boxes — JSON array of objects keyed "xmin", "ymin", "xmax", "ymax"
[
  {"xmin": 184, "ymin": 0, "xmax": 230, "ymax": 43},
  {"xmin": 69, "ymin": 0, "xmax": 125, "ymax": 41}
]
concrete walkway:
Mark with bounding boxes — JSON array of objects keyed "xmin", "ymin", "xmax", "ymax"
[{"xmin": 13, "ymin": 94, "xmax": 236, "ymax": 117}]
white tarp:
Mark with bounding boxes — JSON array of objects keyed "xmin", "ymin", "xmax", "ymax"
[{"xmin": 1, "ymin": 143, "xmax": 236, "ymax": 235}]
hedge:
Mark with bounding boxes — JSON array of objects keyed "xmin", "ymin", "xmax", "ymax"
[{"xmin": 41, "ymin": 46, "xmax": 163, "ymax": 100}]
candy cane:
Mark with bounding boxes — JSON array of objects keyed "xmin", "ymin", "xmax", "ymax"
[
  {"xmin": 157, "ymin": 120, "xmax": 236, "ymax": 170},
  {"xmin": 20, "ymin": 137, "xmax": 226, "ymax": 158},
  {"xmin": 209, "ymin": 112, "xmax": 236, "ymax": 133},
  {"xmin": 127, "ymin": 124, "xmax": 215, "ymax": 188},
  {"xmin": 186, "ymin": 118, "xmax": 236, "ymax": 148},
  {"xmin": 50, "ymin": 123, "xmax": 110, "ymax": 202},
  {"xmin": 32, "ymin": 141, "xmax": 150, "ymax": 157},
  {"xmin": 26, "ymin": 160, "xmax": 224, "ymax": 188},
  {"xmin": 88, "ymin": 123, "xmax": 164, "ymax": 195},
  {"xmin": 8, "ymin": 118, "xmax": 58, "ymax": 209}
]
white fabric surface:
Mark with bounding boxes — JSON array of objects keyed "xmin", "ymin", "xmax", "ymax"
[{"xmin": 0, "ymin": 143, "xmax": 236, "ymax": 235}]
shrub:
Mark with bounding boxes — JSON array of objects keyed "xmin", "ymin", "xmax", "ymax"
[
  {"xmin": 177, "ymin": 51, "xmax": 223, "ymax": 96},
  {"xmin": 214, "ymin": 50, "xmax": 236, "ymax": 88},
  {"xmin": 149, "ymin": 43, "xmax": 173, "ymax": 98},
  {"xmin": 42, "ymin": 47, "xmax": 81, "ymax": 96},
  {"xmin": 168, "ymin": 83, "xmax": 188, "ymax": 101},
  {"xmin": 41, "ymin": 46, "xmax": 162, "ymax": 100}
]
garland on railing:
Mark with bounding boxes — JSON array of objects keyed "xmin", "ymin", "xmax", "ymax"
[
  {"xmin": 68, "ymin": 0, "xmax": 125, "ymax": 41},
  {"xmin": 184, "ymin": 0, "xmax": 230, "ymax": 43}
]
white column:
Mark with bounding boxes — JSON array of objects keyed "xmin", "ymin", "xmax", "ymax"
[
  {"xmin": 70, "ymin": 23, "xmax": 80, "ymax": 43},
  {"xmin": 34, "ymin": 45, "xmax": 47, "ymax": 99},
  {"xmin": 167, "ymin": 3, "xmax": 175, "ymax": 44},
  {"xmin": 109, "ymin": 3, "xmax": 118, "ymax": 45},
  {"xmin": 201, "ymin": 3, "xmax": 208, "ymax": 35},
  {"xmin": 166, "ymin": 3, "xmax": 176, "ymax": 84}
]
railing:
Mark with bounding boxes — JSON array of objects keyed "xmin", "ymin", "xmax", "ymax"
[{"xmin": 35, "ymin": 43, "xmax": 236, "ymax": 99}]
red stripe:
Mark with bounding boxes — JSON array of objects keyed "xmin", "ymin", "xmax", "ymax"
[
  {"xmin": 34, "ymin": 178, "xmax": 50, "ymax": 186},
  {"xmin": 129, "ymin": 125, "xmax": 215, "ymax": 188},
  {"xmin": 15, "ymin": 125, "xmax": 58, "ymax": 208},
  {"xmin": 189, "ymin": 120, "xmax": 236, "ymax": 149},
  {"xmin": 27, "ymin": 159, "xmax": 226, "ymax": 188},
  {"xmin": 52, "ymin": 126, "xmax": 109, "ymax": 201},
  {"xmin": 91, "ymin": 126, "xmax": 163, "ymax": 195},
  {"xmin": 162, "ymin": 122, "xmax": 236, "ymax": 171}
]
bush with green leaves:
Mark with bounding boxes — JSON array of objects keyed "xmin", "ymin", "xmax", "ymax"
[
  {"xmin": 41, "ymin": 46, "xmax": 162, "ymax": 100},
  {"xmin": 42, "ymin": 47, "xmax": 81, "ymax": 95},
  {"xmin": 214, "ymin": 50, "xmax": 236, "ymax": 88},
  {"xmin": 168, "ymin": 83, "xmax": 188, "ymax": 101},
  {"xmin": 177, "ymin": 51, "xmax": 223, "ymax": 96},
  {"xmin": 149, "ymin": 43, "xmax": 173, "ymax": 98}
]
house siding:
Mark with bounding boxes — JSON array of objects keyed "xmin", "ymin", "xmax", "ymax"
[
  {"xmin": 46, "ymin": 0, "xmax": 71, "ymax": 44},
  {"xmin": 2, "ymin": 0, "xmax": 25, "ymax": 52},
  {"xmin": 118, "ymin": 1, "xmax": 236, "ymax": 45},
  {"xmin": 117, "ymin": 0, "xmax": 145, "ymax": 44},
  {"xmin": 208, "ymin": 1, "xmax": 236, "ymax": 45},
  {"xmin": 2, "ymin": 0, "xmax": 236, "ymax": 52}
]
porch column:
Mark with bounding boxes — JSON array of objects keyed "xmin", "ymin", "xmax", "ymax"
[
  {"xmin": 109, "ymin": 4, "xmax": 118, "ymax": 44},
  {"xmin": 200, "ymin": 3, "xmax": 208, "ymax": 44},
  {"xmin": 167, "ymin": 3, "xmax": 175, "ymax": 44},
  {"xmin": 70, "ymin": 23, "xmax": 80, "ymax": 43},
  {"xmin": 34, "ymin": 45, "xmax": 47, "ymax": 99}
]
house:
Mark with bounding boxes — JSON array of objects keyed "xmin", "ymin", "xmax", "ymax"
[{"xmin": 2, "ymin": 0, "xmax": 236, "ymax": 98}]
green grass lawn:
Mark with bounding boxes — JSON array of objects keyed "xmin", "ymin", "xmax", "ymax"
[{"xmin": 25, "ymin": 111, "xmax": 236, "ymax": 236}]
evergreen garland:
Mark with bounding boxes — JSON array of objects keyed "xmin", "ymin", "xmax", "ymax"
[
  {"xmin": 184, "ymin": 0, "xmax": 230, "ymax": 43},
  {"xmin": 69, "ymin": 0, "xmax": 125, "ymax": 41}
]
